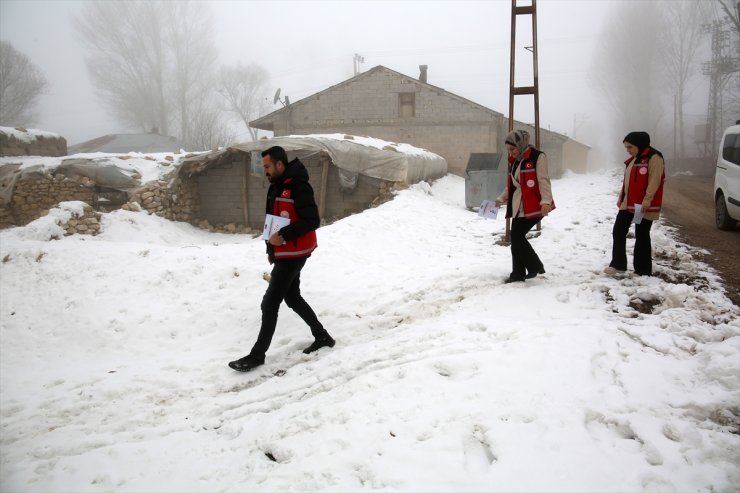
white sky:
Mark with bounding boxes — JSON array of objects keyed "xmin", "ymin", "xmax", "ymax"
[
  {"xmin": 1, "ymin": 161, "xmax": 738, "ymax": 491},
  {"xmin": 0, "ymin": 0, "xmax": 618, "ymax": 145},
  {"xmin": 2, "ymin": 0, "xmax": 705, "ymax": 161}
]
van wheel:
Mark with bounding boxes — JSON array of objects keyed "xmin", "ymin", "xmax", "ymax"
[{"xmin": 716, "ymin": 192, "xmax": 736, "ymax": 230}]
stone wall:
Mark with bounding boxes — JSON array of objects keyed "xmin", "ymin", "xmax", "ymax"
[
  {"xmin": 121, "ymin": 176, "xmax": 253, "ymax": 234},
  {"xmin": 0, "ymin": 129, "xmax": 67, "ymax": 157},
  {"xmin": 0, "ymin": 171, "xmax": 95, "ymax": 228},
  {"xmin": 121, "ymin": 178, "xmax": 219, "ymax": 229},
  {"xmin": 61, "ymin": 204, "xmax": 102, "ymax": 236},
  {"xmin": 0, "ymin": 203, "xmax": 14, "ymax": 228},
  {"xmin": 0, "ymin": 166, "xmax": 246, "ymax": 234}
]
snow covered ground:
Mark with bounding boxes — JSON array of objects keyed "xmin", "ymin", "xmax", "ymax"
[{"xmin": 1, "ymin": 170, "xmax": 738, "ymax": 492}]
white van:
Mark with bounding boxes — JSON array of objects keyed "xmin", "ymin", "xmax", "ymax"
[{"xmin": 715, "ymin": 123, "xmax": 740, "ymax": 230}]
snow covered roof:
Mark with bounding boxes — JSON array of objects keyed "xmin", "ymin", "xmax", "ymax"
[
  {"xmin": 0, "ymin": 126, "xmax": 62, "ymax": 143},
  {"xmin": 0, "ymin": 134, "xmax": 446, "ymax": 205},
  {"xmin": 181, "ymin": 133, "xmax": 448, "ymax": 183},
  {"xmin": 68, "ymin": 133, "xmax": 185, "ymax": 154},
  {"xmin": 0, "ymin": 151, "xmax": 204, "ymax": 204}
]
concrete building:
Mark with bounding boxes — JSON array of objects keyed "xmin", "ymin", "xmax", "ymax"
[
  {"xmin": 561, "ymin": 138, "xmax": 592, "ymax": 174},
  {"xmin": 250, "ymin": 65, "xmax": 589, "ymax": 178}
]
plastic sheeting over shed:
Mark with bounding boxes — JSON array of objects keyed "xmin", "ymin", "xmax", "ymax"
[
  {"xmin": 176, "ymin": 134, "xmax": 448, "ymax": 230},
  {"xmin": 0, "ymin": 157, "xmax": 145, "ymax": 204},
  {"xmin": 180, "ymin": 134, "xmax": 447, "ymax": 184}
]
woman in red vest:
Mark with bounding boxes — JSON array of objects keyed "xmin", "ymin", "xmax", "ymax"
[
  {"xmin": 605, "ymin": 131, "xmax": 665, "ymax": 276},
  {"xmin": 495, "ymin": 129, "xmax": 555, "ymax": 283}
]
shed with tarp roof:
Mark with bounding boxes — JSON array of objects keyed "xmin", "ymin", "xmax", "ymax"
[{"xmin": 176, "ymin": 133, "xmax": 447, "ymax": 231}]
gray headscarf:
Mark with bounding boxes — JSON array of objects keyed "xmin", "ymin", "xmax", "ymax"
[{"xmin": 505, "ymin": 129, "xmax": 530, "ymax": 156}]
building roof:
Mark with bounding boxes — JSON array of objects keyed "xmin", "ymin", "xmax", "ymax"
[
  {"xmin": 250, "ymin": 65, "xmax": 505, "ymax": 131},
  {"xmin": 68, "ymin": 133, "xmax": 184, "ymax": 154}
]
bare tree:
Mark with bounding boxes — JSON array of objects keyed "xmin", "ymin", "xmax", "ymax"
[
  {"xmin": 659, "ymin": 1, "xmax": 712, "ymax": 158},
  {"xmin": 74, "ymin": 1, "xmax": 220, "ymax": 148},
  {"xmin": 0, "ymin": 41, "xmax": 48, "ymax": 126},
  {"xmin": 591, "ymin": 2, "xmax": 666, "ymax": 147},
  {"xmin": 75, "ymin": 2, "xmax": 169, "ymax": 134},
  {"xmin": 187, "ymin": 96, "xmax": 235, "ymax": 152},
  {"xmin": 166, "ymin": 1, "xmax": 218, "ymax": 148},
  {"xmin": 217, "ymin": 63, "xmax": 271, "ymax": 141},
  {"xmin": 717, "ymin": 0, "xmax": 740, "ymax": 33}
]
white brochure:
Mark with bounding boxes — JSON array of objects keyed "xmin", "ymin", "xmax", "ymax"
[
  {"xmin": 262, "ymin": 214, "xmax": 291, "ymax": 240},
  {"xmin": 632, "ymin": 204, "xmax": 644, "ymax": 225},
  {"xmin": 478, "ymin": 199, "xmax": 500, "ymax": 219}
]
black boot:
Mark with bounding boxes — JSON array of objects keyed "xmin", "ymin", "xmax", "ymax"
[
  {"xmin": 525, "ymin": 266, "xmax": 546, "ymax": 279},
  {"xmin": 504, "ymin": 275, "xmax": 525, "ymax": 284},
  {"xmin": 302, "ymin": 335, "xmax": 335, "ymax": 354},
  {"xmin": 228, "ymin": 355, "xmax": 264, "ymax": 372}
]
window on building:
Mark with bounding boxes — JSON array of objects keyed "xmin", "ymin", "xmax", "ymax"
[{"xmin": 399, "ymin": 92, "xmax": 415, "ymax": 118}]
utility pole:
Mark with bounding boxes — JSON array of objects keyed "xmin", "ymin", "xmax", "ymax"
[
  {"xmin": 572, "ymin": 113, "xmax": 587, "ymax": 139},
  {"xmin": 673, "ymin": 94, "xmax": 677, "ymax": 159},
  {"xmin": 506, "ymin": 0, "xmax": 540, "ymax": 242},
  {"xmin": 508, "ymin": 0, "xmax": 540, "ymax": 147}
]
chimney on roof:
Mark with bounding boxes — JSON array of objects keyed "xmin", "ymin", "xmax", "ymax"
[{"xmin": 419, "ymin": 65, "xmax": 428, "ymax": 83}]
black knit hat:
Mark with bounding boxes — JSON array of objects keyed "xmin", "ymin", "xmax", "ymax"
[{"xmin": 623, "ymin": 131, "xmax": 650, "ymax": 150}]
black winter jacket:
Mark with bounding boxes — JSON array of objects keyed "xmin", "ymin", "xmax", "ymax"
[{"xmin": 265, "ymin": 158, "xmax": 320, "ymax": 262}]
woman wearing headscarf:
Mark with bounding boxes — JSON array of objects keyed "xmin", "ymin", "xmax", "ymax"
[
  {"xmin": 495, "ymin": 129, "xmax": 554, "ymax": 283},
  {"xmin": 605, "ymin": 131, "xmax": 665, "ymax": 276}
]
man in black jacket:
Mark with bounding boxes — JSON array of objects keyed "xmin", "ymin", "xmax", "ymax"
[{"xmin": 229, "ymin": 146, "xmax": 335, "ymax": 372}]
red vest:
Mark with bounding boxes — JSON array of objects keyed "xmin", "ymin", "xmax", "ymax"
[
  {"xmin": 272, "ymin": 185, "xmax": 318, "ymax": 259},
  {"xmin": 623, "ymin": 147, "xmax": 664, "ymax": 213},
  {"xmin": 507, "ymin": 148, "xmax": 554, "ymax": 219}
]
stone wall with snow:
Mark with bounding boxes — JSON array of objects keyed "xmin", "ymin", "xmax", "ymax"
[
  {"xmin": 0, "ymin": 169, "xmax": 95, "ymax": 228},
  {"xmin": 0, "ymin": 127, "xmax": 67, "ymax": 157},
  {"xmin": 0, "ymin": 159, "xmax": 248, "ymax": 234}
]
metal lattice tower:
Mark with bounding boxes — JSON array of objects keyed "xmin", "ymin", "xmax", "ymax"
[{"xmin": 702, "ymin": 17, "xmax": 740, "ymax": 156}]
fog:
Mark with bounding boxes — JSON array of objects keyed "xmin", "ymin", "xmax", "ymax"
[{"xmin": 0, "ymin": 0, "xmax": 710, "ymax": 163}]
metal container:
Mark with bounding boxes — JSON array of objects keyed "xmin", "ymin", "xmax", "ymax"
[{"xmin": 464, "ymin": 152, "xmax": 506, "ymax": 209}]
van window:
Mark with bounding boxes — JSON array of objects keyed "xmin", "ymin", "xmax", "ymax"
[{"xmin": 722, "ymin": 132, "xmax": 740, "ymax": 166}]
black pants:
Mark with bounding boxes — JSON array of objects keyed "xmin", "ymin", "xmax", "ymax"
[
  {"xmin": 610, "ymin": 209, "xmax": 654, "ymax": 275},
  {"xmin": 249, "ymin": 257, "xmax": 326, "ymax": 361},
  {"xmin": 510, "ymin": 217, "xmax": 545, "ymax": 280}
]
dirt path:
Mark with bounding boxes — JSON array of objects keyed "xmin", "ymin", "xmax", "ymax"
[{"xmin": 661, "ymin": 175, "xmax": 740, "ymax": 307}]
